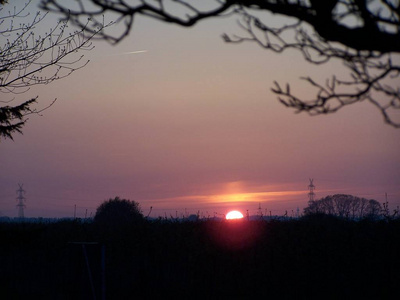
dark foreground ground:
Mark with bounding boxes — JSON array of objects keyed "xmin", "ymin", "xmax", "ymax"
[{"xmin": 1, "ymin": 215, "xmax": 400, "ymax": 299}]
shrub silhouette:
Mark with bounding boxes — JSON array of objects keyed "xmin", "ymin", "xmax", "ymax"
[
  {"xmin": 94, "ymin": 197, "xmax": 143, "ymax": 227},
  {"xmin": 304, "ymin": 194, "xmax": 381, "ymax": 220}
]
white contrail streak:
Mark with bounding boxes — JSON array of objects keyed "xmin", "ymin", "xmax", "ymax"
[
  {"xmin": 92, "ymin": 50, "xmax": 148, "ymax": 61},
  {"xmin": 111, "ymin": 50, "xmax": 148, "ymax": 56}
]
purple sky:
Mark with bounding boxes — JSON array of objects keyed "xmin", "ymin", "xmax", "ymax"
[{"xmin": 1, "ymin": 1, "xmax": 399, "ymax": 218}]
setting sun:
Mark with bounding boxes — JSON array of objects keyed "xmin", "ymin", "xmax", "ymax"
[{"xmin": 226, "ymin": 210, "xmax": 244, "ymax": 220}]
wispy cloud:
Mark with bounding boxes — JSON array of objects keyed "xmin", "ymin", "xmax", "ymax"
[{"xmin": 141, "ymin": 189, "xmax": 307, "ymax": 207}]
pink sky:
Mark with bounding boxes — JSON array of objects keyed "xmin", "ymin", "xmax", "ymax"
[{"xmin": 1, "ymin": 1, "xmax": 399, "ymax": 218}]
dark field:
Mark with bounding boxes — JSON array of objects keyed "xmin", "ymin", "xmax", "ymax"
[{"xmin": 1, "ymin": 216, "xmax": 400, "ymax": 299}]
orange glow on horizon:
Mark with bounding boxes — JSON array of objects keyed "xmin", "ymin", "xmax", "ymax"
[
  {"xmin": 137, "ymin": 187, "xmax": 311, "ymax": 216},
  {"xmin": 210, "ymin": 190, "xmax": 306, "ymax": 204}
]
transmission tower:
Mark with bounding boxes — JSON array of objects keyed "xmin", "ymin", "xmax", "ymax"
[
  {"xmin": 16, "ymin": 183, "xmax": 26, "ymax": 219},
  {"xmin": 308, "ymin": 178, "xmax": 315, "ymax": 202}
]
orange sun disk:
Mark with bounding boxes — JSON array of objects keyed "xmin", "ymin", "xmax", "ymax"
[{"xmin": 226, "ymin": 210, "xmax": 244, "ymax": 220}]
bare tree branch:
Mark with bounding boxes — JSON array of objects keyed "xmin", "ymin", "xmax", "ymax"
[
  {"xmin": 40, "ymin": 0, "xmax": 400, "ymax": 127},
  {"xmin": 0, "ymin": 0, "xmax": 109, "ymax": 140}
]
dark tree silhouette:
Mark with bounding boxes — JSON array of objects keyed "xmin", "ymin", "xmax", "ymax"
[
  {"xmin": 0, "ymin": 0, "xmax": 106, "ymax": 140},
  {"xmin": 94, "ymin": 197, "xmax": 144, "ymax": 226},
  {"xmin": 40, "ymin": 0, "xmax": 400, "ymax": 127},
  {"xmin": 304, "ymin": 194, "xmax": 382, "ymax": 219}
]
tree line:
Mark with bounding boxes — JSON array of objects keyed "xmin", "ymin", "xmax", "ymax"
[{"xmin": 304, "ymin": 194, "xmax": 386, "ymax": 220}]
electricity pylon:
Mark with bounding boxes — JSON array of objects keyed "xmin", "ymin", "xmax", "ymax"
[
  {"xmin": 308, "ymin": 178, "xmax": 315, "ymax": 202},
  {"xmin": 16, "ymin": 183, "xmax": 26, "ymax": 219}
]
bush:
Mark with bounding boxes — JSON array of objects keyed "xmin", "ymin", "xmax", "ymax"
[
  {"xmin": 94, "ymin": 197, "xmax": 143, "ymax": 227},
  {"xmin": 304, "ymin": 194, "xmax": 382, "ymax": 220}
]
